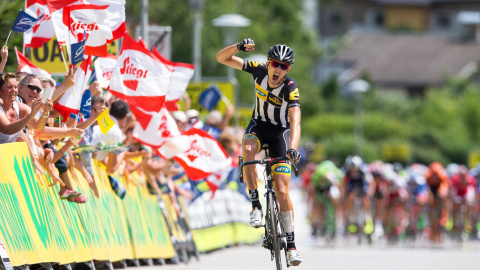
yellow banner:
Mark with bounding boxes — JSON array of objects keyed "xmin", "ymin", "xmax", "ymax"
[
  {"xmin": 0, "ymin": 143, "xmax": 175, "ymax": 265},
  {"xmin": 182, "ymin": 82, "xmax": 234, "ymax": 114}
]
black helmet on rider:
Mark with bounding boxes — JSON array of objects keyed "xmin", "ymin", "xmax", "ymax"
[{"xmin": 267, "ymin": 44, "xmax": 295, "ymax": 66}]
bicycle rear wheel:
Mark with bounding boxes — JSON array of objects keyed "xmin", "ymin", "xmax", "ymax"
[{"xmin": 268, "ymin": 192, "xmax": 282, "ymax": 270}]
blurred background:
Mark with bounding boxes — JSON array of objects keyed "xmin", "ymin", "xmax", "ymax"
[{"xmin": 2, "ymin": 0, "xmax": 480, "ymax": 167}]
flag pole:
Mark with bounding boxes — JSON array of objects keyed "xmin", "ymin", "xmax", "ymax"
[
  {"xmin": 74, "ymin": 55, "xmax": 92, "ymax": 128},
  {"xmin": 58, "ymin": 44, "xmax": 69, "ymax": 72},
  {"xmin": 221, "ymin": 94, "xmax": 232, "ymax": 107},
  {"xmin": 4, "ymin": 31, "xmax": 12, "ymax": 46}
]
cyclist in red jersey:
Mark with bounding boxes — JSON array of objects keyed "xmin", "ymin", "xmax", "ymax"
[
  {"xmin": 217, "ymin": 38, "xmax": 302, "ymax": 265},
  {"xmin": 450, "ymin": 165, "xmax": 477, "ymax": 235}
]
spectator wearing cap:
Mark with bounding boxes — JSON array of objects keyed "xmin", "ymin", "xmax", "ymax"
[
  {"xmin": 186, "ymin": 109, "xmax": 203, "ymax": 130},
  {"xmin": 203, "ymin": 103, "xmax": 234, "ymax": 140},
  {"xmin": 171, "ymin": 110, "xmax": 188, "ymax": 131}
]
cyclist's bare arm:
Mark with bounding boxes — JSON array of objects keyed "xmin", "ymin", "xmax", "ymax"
[
  {"xmin": 216, "ymin": 39, "xmax": 255, "ymax": 70},
  {"xmin": 288, "ymin": 106, "xmax": 301, "ymax": 161}
]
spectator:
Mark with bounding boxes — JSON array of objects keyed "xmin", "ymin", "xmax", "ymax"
[
  {"xmin": 0, "ymin": 46, "xmax": 7, "ymax": 73},
  {"xmin": 91, "ymin": 99, "xmax": 130, "ymax": 174},
  {"xmin": 186, "ymin": 109, "xmax": 203, "ymax": 129},
  {"xmin": 16, "ymin": 74, "xmax": 53, "ymax": 132},
  {"xmin": 171, "ymin": 110, "xmax": 188, "ymax": 132},
  {"xmin": 203, "ymin": 103, "xmax": 234, "ymax": 140},
  {"xmin": 0, "ymin": 72, "xmax": 43, "ymax": 139}
]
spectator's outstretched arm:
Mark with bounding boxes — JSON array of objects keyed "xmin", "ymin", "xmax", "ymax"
[
  {"xmin": 34, "ymin": 126, "xmax": 84, "ymax": 140},
  {"xmin": 218, "ymin": 103, "xmax": 234, "ymax": 131},
  {"xmin": 52, "ymin": 69, "xmax": 75, "ymax": 103},
  {"xmin": 105, "ymin": 151, "xmax": 127, "ymax": 174},
  {"xmin": 51, "ymin": 138, "xmax": 76, "ymax": 163},
  {"xmin": 0, "ymin": 98, "xmax": 42, "ymax": 135},
  {"xmin": 182, "ymin": 92, "xmax": 191, "ymax": 111},
  {"xmin": 25, "ymin": 99, "xmax": 53, "ymax": 132},
  {"xmin": 0, "ymin": 46, "xmax": 8, "ymax": 73}
]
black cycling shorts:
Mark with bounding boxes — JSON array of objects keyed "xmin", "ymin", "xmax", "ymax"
[{"xmin": 242, "ymin": 119, "xmax": 290, "ymax": 158}]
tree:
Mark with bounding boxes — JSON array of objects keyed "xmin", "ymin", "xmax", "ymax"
[{"xmin": 0, "ymin": 0, "xmax": 24, "ymax": 73}]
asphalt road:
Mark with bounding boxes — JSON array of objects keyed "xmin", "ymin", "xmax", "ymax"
[{"xmin": 141, "ymin": 187, "xmax": 480, "ymax": 270}]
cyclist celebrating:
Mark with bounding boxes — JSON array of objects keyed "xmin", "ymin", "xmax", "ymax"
[{"xmin": 216, "ymin": 38, "xmax": 302, "ymax": 266}]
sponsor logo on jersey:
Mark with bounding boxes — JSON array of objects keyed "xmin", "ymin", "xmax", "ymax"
[
  {"xmin": 255, "ymin": 83, "xmax": 268, "ymax": 101},
  {"xmin": 289, "ymin": 88, "xmax": 299, "ymax": 100},
  {"xmin": 248, "ymin": 60, "xmax": 261, "ymax": 68},
  {"xmin": 268, "ymin": 95, "xmax": 283, "ymax": 106},
  {"xmin": 242, "ymin": 134, "xmax": 258, "ymax": 141}
]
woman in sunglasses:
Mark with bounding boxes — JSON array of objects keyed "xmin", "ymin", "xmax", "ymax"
[{"xmin": 216, "ymin": 39, "xmax": 302, "ymax": 266}]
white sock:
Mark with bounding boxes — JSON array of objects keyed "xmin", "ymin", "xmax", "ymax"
[{"xmin": 281, "ymin": 210, "xmax": 294, "ymax": 233}]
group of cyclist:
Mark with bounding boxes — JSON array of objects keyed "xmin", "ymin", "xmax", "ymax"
[{"xmin": 303, "ymin": 155, "xmax": 480, "ymax": 244}]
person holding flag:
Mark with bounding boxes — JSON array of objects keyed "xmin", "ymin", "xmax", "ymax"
[
  {"xmin": 5, "ymin": 9, "xmax": 44, "ymax": 46},
  {"xmin": 216, "ymin": 38, "xmax": 302, "ymax": 266},
  {"xmin": 0, "ymin": 46, "xmax": 7, "ymax": 73}
]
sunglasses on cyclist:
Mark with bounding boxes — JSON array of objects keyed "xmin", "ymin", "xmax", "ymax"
[
  {"xmin": 23, "ymin": 83, "xmax": 43, "ymax": 93},
  {"xmin": 269, "ymin": 60, "xmax": 290, "ymax": 70}
]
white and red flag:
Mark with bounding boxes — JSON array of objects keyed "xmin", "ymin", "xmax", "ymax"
[
  {"xmin": 84, "ymin": 0, "xmax": 126, "ymax": 41},
  {"xmin": 15, "ymin": 47, "xmax": 50, "ymax": 77},
  {"xmin": 108, "ymin": 33, "xmax": 172, "ymax": 113},
  {"xmin": 93, "ymin": 53, "xmax": 117, "ymax": 88},
  {"xmin": 24, "ymin": 0, "xmax": 55, "ymax": 48},
  {"xmin": 157, "ymin": 128, "xmax": 230, "ymax": 180},
  {"xmin": 205, "ymin": 159, "xmax": 233, "ymax": 196},
  {"xmin": 53, "ymin": 57, "xmax": 93, "ymax": 120},
  {"xmin": 132, "ymin": 105, "xmax": 180, "ymax": 148},
  {"xmin": 151, "ymin": 47, "xmax": 195, "ymax": 111},
  {"xmin": 46, "ymin": 0, "xmax": 80, "ymax": 46},
  {"xmin": 62, "ymin": 4, "xmax": 113, "ymax": 57}
]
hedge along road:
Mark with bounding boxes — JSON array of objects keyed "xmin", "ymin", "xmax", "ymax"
[{"xmin": 143, "ymin": 188, "xmax": 480, "ymax": 270}]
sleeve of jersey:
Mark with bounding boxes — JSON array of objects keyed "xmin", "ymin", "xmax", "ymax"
[
  {"xmin": 287, "ymin": 80, "xmax": 300, "ymax": 108},
  {"xmin": 242, "ymin": 60, "xmax": 266, "ymax": 76}
]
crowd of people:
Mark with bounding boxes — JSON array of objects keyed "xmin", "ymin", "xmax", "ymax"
[
  {"xmin": 301, "ymin": 155, "xmax": 480, "ymax": 245},
  {"xmin": 0, "ymin": 45, "xmax": 244, "ymax": 212}
]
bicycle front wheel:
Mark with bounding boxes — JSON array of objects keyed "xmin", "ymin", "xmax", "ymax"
[{"xmin": 268, "ymin": 192, "xmax": 282, "ymax": 270}]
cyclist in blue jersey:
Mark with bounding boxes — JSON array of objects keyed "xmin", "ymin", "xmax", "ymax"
[{"xmin": 217, "ymin": 38, "xmax": 302, "ymax": 266}]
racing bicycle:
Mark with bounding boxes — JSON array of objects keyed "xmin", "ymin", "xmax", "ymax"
[{"xmin": 239, "ymin": 144, "xmax": 299, "ymax": 270}]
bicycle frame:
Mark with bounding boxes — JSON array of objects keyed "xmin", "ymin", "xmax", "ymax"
[{"xmin": 238, "ymin": 145, "xmax": 299, "ymax": 270}]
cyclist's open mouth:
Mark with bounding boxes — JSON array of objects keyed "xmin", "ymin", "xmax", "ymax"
[{"xmin": 272, "ymin": 74, "xmax": 279, "ymax": 82}]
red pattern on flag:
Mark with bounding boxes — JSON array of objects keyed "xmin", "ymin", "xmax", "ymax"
[
  {"xmin": 108, "ymin": 33, "xmax": 172, "ymax": 113},
  {"xmin": 53, "ymin": 57, "xmax": 92, "ymax": 120},
  {"xmin": 157, "ymin": 129, "xmax": 229, "ymax": 180},
  {"xmin": 24, "ymin": 0, "xmax": 55, "ymax": 48},
  {"xmin": 151, "ymin": 47, "xmax": 194, "ymax": 111},
  {"xmin": 132, "ymin": 106, "xmax": 180, "ymax": 148},
  {"xmin": 63, "ymin": 4, "xmax": 112, "ymax": 56},
  {"xmin": 15, "ymin": 47, "xmax": 50, "ymax": 77},
  {"xmin": 84, "ymin": 0, "xmax": 126, "ymax": 42}
]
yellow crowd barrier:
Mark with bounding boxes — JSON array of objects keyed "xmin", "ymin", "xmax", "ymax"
[
  {"xmin": 0, "ymin": 142, "xmax": 175, "ymax": 266},
  {"xmin": 0, "ymin": 142, "xmax": 262, "ymax": 266}
]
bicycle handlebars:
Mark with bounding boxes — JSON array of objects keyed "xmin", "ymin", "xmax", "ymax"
[{"xmin": 238, "ymin": 156, "xmax": 299, "ymax": 183}]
